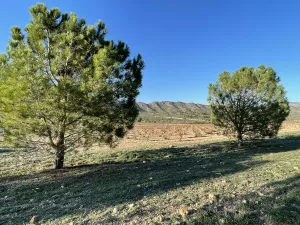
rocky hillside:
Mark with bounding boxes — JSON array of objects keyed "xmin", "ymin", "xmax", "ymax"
[
  {"xmin": 136, "ymin": 101, "xmax": 210, "ymax": 124},
  {"xmin": 137, "ymin": 101, "xmax": 209, "ymax": 114},
  {"xmin": 137, "ymin": 101, "xmax": 300, "ymax": 123},
  {"xmin": 289, "ymin": 102, "xmax": 300, "ymax": 120}
]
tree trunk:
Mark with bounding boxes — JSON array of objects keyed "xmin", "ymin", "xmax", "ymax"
[
  {"xmin": 237, "ymin": 132, "xmax": 243, "ymax": 147},
  {"xmin": 55, "ymin": 154, "xmax": 64, "ymax": 169},
  {"xmin": 55, "ymin": 132, "xmax": 65, "ymax": 169}
]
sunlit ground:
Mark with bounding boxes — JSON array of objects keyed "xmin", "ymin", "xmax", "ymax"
[{"xmin": 1, "ymin": 129, "xmax": 300, "ymax": 224}]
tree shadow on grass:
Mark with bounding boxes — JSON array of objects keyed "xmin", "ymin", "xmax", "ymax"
[
  {"xmin": 0, "ymin": 148, "xmax": 12, "ymax": 154},
  {"xmin": 190, "ymin": 175, "xmax": 300, "ymax": 225},
  {"xmin": 1, "ymin": 136, "xmax": 300, "ymax": 224},
  {"xmin": 264, "ymin": 175, "xmax": 300, "ymax": 224},
  {"xmin": 189, "ymin": 137, "xmax": 300, "ymax": 225}
]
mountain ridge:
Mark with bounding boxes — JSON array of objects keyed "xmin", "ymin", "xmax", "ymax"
[
  {"xmin": 137, "ymin": 101, "xmax": 300, "ymax": 123},
  {"xmin": 137, "ymin": 101, "xmax": 209, "ymax": 114}
]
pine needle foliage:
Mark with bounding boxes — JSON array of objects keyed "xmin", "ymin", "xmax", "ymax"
[
  {"xmin": 208, "ymin": 65, "xmax": 289, "ymax": 146},
  {"xmin": 0, "ymin": 4, "xmax": 144, "ymax": 168}
]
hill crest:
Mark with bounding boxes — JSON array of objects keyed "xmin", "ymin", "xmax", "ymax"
[{"xmin": 137, "ymin": 101, "xmax": 300, "ymax": 123}]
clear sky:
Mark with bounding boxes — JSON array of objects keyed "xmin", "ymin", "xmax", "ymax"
[{"xmin": 0, "ymin": 0, "xmax": 299, "ymax": 103}]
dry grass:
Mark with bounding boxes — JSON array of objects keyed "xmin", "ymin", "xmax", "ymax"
[
  {"xmin": 1, "ymin": 122, "xmax": 300, "ymax": 225},
  {"xmin": 121, "ymin": 121, "xmax": 300, "ymax": 148}
]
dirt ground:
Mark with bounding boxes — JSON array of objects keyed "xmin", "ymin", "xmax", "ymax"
[{"xmin": 119, "ymin": 121, "xmax": 300, "ymax": 148}]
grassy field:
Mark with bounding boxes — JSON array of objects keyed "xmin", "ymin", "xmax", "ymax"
[
  {"xmin": 137, "ymin": 112, "xmax": 210, "ymax": 124},
  {"xmin": 1, "ymin": 123, "xmax": 300, "ymax": 224}
]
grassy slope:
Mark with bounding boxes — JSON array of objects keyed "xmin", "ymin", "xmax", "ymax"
[{"xmin": 1, "ymin": 131, "xmax": 300, "ymax": 224}]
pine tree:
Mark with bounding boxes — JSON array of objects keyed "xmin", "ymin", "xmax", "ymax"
[
  {"xmin": 208, "ymin": 65, "xmax": 289, "ymax": 146},
  {"xmin": 0, "ymin": 4, "xmax": 144, "ymax": 169}
]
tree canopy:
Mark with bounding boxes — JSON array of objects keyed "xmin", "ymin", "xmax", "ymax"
[
  {"xmin": 208, "ymin": 65, "xmax": 289, "ymax": 145},
  {"xmin": 0, "ymin": 3, "xmax": 144, "ymax": 168}
]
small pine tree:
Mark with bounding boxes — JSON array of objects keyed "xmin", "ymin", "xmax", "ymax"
[
  {"xmin": 208, "ymin": 65, "xmax": 289, "ymax": 146},
  {"xmin": 0, "ymin": 4, "xmax": 144, "ymax": 169}
]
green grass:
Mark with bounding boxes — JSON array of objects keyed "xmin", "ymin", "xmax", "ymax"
[
  {"xmin": 138, "ymin": 112, "xmax": 210, "ymax": 124},
  {"xmin": 1, "ymin": 134, "xmax": 300, "ymax": 224}
]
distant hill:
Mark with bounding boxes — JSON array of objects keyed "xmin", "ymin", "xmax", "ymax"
[
  {"xmin": 137, "ymin": 101, "xmax": 209, "ymax": 114},
  {"xmin": 137, "ymin": 101, "xmax": 300, "ymax": 123},
  {"xmin": 288, "ymin": 102, "xmax": 300, "ymax": 120},
  {"xmin": 136, "ymin": 101, "xmax": 210, "ymax": 124}
]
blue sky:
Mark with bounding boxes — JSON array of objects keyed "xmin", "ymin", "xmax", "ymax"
[{"xmin": 0, "ymin": 0, "xmax": 300, "ymax": 103}]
